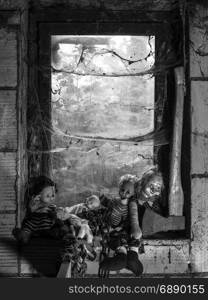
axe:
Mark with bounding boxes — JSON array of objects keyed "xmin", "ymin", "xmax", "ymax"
[{"xmin": 168, "ymin": 66, "xmax": 185, "ymax": 216}]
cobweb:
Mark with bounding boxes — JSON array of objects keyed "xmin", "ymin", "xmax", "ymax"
[{"xmin": 49, "ymin": 35, "xmax": 158, "ymax": 205}]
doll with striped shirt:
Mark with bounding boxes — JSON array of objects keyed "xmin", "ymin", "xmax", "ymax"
[
  {"xmin": 12, "ymin": 176, "xmax": 97, "ymax": 265},
  {"xmin": 13, "ymin": 176, "xmax": 94, "ymax": 244},
  {"xmin": 100, "ymin": 168, "xmax": 165, "ymax": 276},
  {"xmin": 12, "ymin": 176, "xmax": 59, "ymax": 244}
]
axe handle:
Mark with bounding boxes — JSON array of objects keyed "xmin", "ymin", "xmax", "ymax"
[
  {"xmin": 168, "ymin": 66, "xmax": 185, "ymax": 216},
  {"xmin": 57, "ymin": 261, "xmax": 72, "ymax": 278}
]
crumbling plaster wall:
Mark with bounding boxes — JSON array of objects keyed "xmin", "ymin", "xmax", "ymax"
[
  {"xmin": 0, "ymin": 0, "xmax": 208, "ymax": 276},
  {"xmin": 189, "ymin": 1, "xmax": 208, "ymax": 273},
  {"xmin": 0, "ymin": 0, "xmax": 27, "ymax": 276}
]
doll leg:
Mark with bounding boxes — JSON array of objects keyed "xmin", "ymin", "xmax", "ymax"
[
  {"xmin": 99, "ymin": 230, "xmax": 128, "ymax": 271},
  {"xmin": 126, "ymin": 242, "xmax": 143, "ymax": 277},
  {"xmin": 77, "ymin": 224, "xmax": 93, "ymax": 244},
  {"xmin": 126, "ymin": 248, "xmax": 143, "ymax": 276},
  {"xmin": 61, "ymin": 232, "xmax": 78, "ymax": 262},
  {"xmin": 99, "ymin": 247, "xmax": 127, "ymax": 271},
  {"xmin": 12, "ymin": 215, "xmax": 39, "ymax": 244},
  {"xmin": 84, "ymin": 225, "xmax": 93, "ymax": 244},
  {"xmin": 77, "ymin": 225, "xmax": 86, "ymax": 239}
]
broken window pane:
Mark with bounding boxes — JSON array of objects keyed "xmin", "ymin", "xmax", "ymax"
[{"xmin": 51, "ymin": 35, "xmax": 155, "ymax": 205}]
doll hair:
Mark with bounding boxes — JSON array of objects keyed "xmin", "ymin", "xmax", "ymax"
[
  {"xmin": 118, "ymin": 174, "xmax": 139, "ymax": 196},
  {"xmin": 86, "ymin": 195, "xmax": 100, "ymax": 207},
  {"xmin": 136, "ymin": 167, "xmax": 164, "ymax": 197},
  {"xmin": 141, "ymin": 167, "xmax": 164, "ymax": 186},
  {"xmin": 30, "ymin": 176, "xmax": 57, "ymax": 196}
]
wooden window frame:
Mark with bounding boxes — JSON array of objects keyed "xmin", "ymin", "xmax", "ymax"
[{"xmin": 28, "ymin": 8, "xmax": 190, "ymax": 240}]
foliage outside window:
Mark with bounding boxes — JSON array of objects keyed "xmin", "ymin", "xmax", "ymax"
[{"xmin": 51, "ymin": 35, "xmax": 156, "ymax": 206}]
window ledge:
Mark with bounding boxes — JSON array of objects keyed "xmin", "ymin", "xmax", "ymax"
[{"xmin": 143, "ymin": 238, "xmax": 190, "ymax": 246}]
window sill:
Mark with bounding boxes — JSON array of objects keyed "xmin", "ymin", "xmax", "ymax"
[{"xmin": 143, "ymin": 238, "xmax": 190, "ymax": 246}]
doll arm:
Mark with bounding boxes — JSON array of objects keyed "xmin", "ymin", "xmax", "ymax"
[
  {"xmin": 129, "ymin": 199, "xmax": 142, "ymax": 240},
  {"xmin": 56, "ymin": 207, "xmax": 69, "ymax": 221},
  {"xmin": 56, "ymin": 206, "xmax": 79, "ymax": 221},
  {"xmin": 28, "ymin": 195, "xmax": 55, "ymax": 213},
  {"xmin": 143, "ymin": 198, "xmax": 168, "ymax": 217},
  {"xmin": 63, "ymin": 213, "xmax": 86, "ymax": 228},
  {"xmin": 28, "ymin": 195, "xmax": 43, "ymax": 212}
]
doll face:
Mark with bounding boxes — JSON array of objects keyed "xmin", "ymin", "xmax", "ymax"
[
  {"xmin": 87, "ymin": 200, "xmax": 100, "ymax": 210},
  {"xmin": 40, "ymin": 186, "xmax": 56, "ymax": 205},
  {"xmin": 86, "ymin": 196, "xmax": 100, "ymax": 210},
  {"xmin": 142, "ymin": 175, "xmax": 163, "ymax": 200},
  {"xmin": 119, "ymin": 181, "xmax": 135, "ymax": 200}
]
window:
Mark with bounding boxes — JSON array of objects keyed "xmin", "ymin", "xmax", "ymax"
[
  {"xmin": 28, "ymin": 13, "xmax": 189, "ymax": 238},
  {"xmin": 51, "ymin": 35, "xmax": 155, "ymax": 205}
]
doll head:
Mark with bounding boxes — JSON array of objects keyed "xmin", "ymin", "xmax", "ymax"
[
  {"xmin": 139, "ymin": 167, "xmax": 164, "ymax": 203},
  {"xmin": 31, "ymin": 176, "xmax": 57, "ymax": 205},
  {"xmin": 118, "ymin": 174, "xmax": 138, "ymax": 201},
  {"xmin": 86, "ymin": 195, "xmax": 100, "ymax": 210}
]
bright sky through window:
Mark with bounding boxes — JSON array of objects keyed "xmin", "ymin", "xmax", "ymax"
[
  {"xmin": 51, "ymin": 35, "xmax": 155, "ymax": 139},
  {"xmin": 51, "ymin": 35, "xmax": 155, "ymax": 205}
]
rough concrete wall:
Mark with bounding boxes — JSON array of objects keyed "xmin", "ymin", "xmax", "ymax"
[
  {"xmin": 86, "ymin": 239, "xmax": 190, "ymax": 276},
  {"xmin": 0, "ymin": 5, "xmax": 27, "ymax": 276},
  {"xmin": 190, "ymin": 2, "xmax": 208, "ymax": 273}
]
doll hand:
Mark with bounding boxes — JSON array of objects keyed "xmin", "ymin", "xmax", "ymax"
[
  {"xmin": 114, "ymin": 226, "xmax": 123, "ymax": 232},
  {"xmin": 56, "ymin": 207, "xmax": 70, "ymax": 221},
  {"xmin": 29, "ymin": 195, "xmax": 41, "ymax": 212},
  {"xmin": 56, "ymin": 207, "xmax": 65, "ymax": 219},
  {"xmin": 130, "ymin": 228, "xmax": 142, "ymax": 240}
]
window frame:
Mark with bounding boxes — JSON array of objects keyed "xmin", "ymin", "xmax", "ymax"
[
  {"xmin": 28, "ymin": 9, "xmax": 190, "ymax": 240},
  {"xmin": 38, "ymin": 22, "xmax": 167, "ymax": 171}
]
